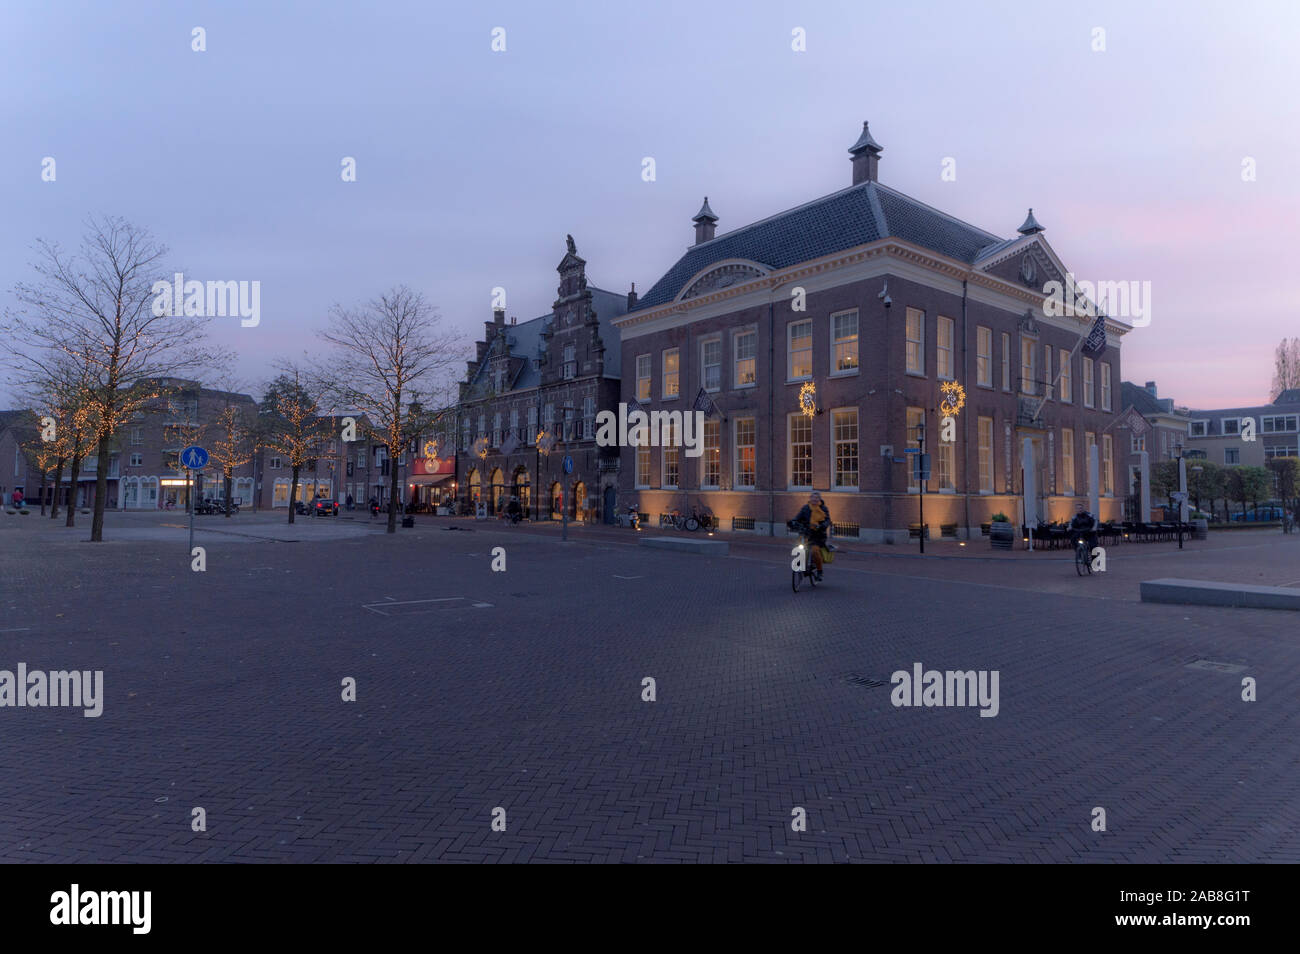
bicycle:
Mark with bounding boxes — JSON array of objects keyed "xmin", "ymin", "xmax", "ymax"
[
  {"xmin": 788, "ymin": 520, "xmax": 820, "ymax": 592},
  {"xmin": 1074, "ymin": 536, "xmax": 1094, "ymax": 576}
]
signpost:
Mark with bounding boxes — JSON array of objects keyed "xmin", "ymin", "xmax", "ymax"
[{"xmin": 180, "ymin": 446, "xmax": 209, "ymax": 554}]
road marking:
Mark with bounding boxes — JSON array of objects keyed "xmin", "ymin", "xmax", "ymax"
[
  {"xmin": 362, "ymin": 598, "xmax": 495, "ymax": 616},
  {"xmin": 612, "ymin": 575, "xmax": 642, "ymax": 580},
  {"xmin": 0, "ymin": 628, "xmax": 31, "ymax": 633}
]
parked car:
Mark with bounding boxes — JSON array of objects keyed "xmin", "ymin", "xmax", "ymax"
[
  {"xmin": 294, "ymin": 500, "xmax": 309, "ymax": 515},
  {"xmin": 1230, "ymin": 507, "xmax": 1284, "ymax": 522},
  {"xmin": 314, "ymin": 498, "xmax": 339, "ymax": 516}
]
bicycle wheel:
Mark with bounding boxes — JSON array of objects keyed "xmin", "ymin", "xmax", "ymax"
[
  {"xmin": 792, "ymin": 569, "xmax": 802, "ymax": 592},
  {"xmin": 807, "ymin": 566, "xmax": 817, "ymax": 588},
  {"xmin": 1075, "ymin": 545, "xmax": 1087, "ymax": 576},
  {"xmin": 685, "ymin": 516, "xmax": 699, "ymax": 532}
]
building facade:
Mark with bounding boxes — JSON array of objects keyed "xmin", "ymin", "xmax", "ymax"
[
  {"xmin": 614, "ymin": 122, "xmax": 1127, "ymax": 541},
  {"xmin": 440, "ymin": 237, "xmax": 630, "ymax": 520}
]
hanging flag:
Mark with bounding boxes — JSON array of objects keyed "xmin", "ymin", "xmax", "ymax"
[
  {"xmin": 499, "ymin": 432, "xmax": 519, "ymax": 457},
  {"xmin": 1081, "ymin": 312, "xmax": 1107, "ymax": 356},
  {"xmin": 626, "ymin": 396, "xmax": 646, "ymax": 417},
  {"xmin": 692, "ymin": 387, "xmax": 720, "ymax": 419}
]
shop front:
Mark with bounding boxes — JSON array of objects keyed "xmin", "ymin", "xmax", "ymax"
[{"xmin": 408, "ymin": 456, "xmax": 455, "ymax": 511}]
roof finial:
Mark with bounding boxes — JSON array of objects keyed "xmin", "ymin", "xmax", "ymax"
[{"xmin": 1017, "ymin": 208, "xmax": 1044, "ymax": 235}]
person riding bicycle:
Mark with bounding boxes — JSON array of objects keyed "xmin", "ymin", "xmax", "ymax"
[
  {"xmin": 506, "ymin": 496, "xmax": 522, "ymax": 524},
  {"xmin": 791, "ymin": 491, "xmax": 832, "ymax": 581},
  {"xmin": 1069, "ymin": 504, "xmax": 1099, "ymax": 557}
]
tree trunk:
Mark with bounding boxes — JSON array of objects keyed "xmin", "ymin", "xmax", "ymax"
[
  {"xmin": 50, "ymin": 457, "xmax": 65, "ymax": 518},
  {"xmin": 66, "ymin": 448, "xmax": 81, "ymax": 527},
  {"xmin": 387, "ymin": 449, "xmax": 400, "ymax": 533},
  {"xmin": 289, "ymin": 466, "xmax": 299, "ymax": 524},
  {"xmin": 90, "ymin": 432, "xmax": 111, "ymax": 541},
  {"xmin": 224, "ymin": 470, "xmax": 233, "ymax": 517},
  {"xmin": 38, "ymin": 468, "xmax": 48, "ymax": 516}
]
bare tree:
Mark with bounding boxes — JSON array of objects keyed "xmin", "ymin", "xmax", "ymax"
[
  {"xmin": 259, "ymin": 362, "xmax": 333, "ymax": 524},
  {"xmin": 320, "ymin": 286, "xmax": 462, "ymax": 533},
  {"xmin": 1271, "ymin": 337, "xmax": 1300, "ymax": 401},
  {"xmin": 3, "ymin": 216, "xmax": 223, "ymax": 540}
]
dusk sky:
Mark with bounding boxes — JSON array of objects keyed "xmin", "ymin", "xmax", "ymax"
[{"xmin": 3, "ymin": 0, "xmax": 1297, "ymax": 407}]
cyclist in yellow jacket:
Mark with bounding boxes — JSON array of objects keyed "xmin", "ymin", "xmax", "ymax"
[{"xmin": 793, "ymin": 491, "xmax": 832, "ymax": 580}]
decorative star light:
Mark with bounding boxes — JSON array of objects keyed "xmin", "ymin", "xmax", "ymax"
[
  {"xmin": 939, "ymin": 380, "xmax": 966, "ymax": 417},
  {"xmin": 799, "ymin": 382, "xmax": 818, "ymax": 418},
  {"xmin": 473, "ymin": 436, "xmax": 489, "ymax": 459},
  {"xmin": 423, "ymin": 439, "xmax": 438, "ymax": 459}
]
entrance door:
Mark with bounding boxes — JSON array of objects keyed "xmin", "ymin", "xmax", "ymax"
[{"xmin": 603, "ymin": 485, "xmax": 616, "ymax": 524}]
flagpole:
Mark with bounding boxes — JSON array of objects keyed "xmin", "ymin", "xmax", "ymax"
[{"xmin": 1029, "ymin": 309, "xmax": 1106, "ymax": 424}]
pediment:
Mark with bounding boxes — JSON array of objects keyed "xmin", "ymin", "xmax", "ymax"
[{"xmin": 677, "ymin": 259, "xmax": 770, "ymax": 301}]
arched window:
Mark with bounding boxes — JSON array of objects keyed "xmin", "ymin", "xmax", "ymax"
[
  {"xmin": 468, "ymin": 469, "xmax": 481, "ymax": 502},
  {"xmin": 550, "ymin": 482, "xmax": 563, "ymax": 519}
]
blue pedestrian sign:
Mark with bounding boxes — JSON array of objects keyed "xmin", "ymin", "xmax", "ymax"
[
  {"xmin": 562, "ymin": 455, "xmax": 574, "ymax": 475},
  {"xmin": 181, "ymin": 445, "xmax": 209, "ymax": 470}
]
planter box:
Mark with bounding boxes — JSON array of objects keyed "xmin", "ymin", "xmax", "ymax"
[{"xmin": 989, "ymin": 521, "xmax": 1015, "ymax": 550}]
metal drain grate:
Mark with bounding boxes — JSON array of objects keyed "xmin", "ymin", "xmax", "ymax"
[{"xmin": 844, "ymin": 672, "xmax": 889, "ymax": 689}]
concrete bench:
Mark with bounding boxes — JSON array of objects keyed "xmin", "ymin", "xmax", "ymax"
[
  {"xmin": 1140, "ymin": 578, "xmax": 1300, "ymax": 611},
  {"xmin": 640, "ymin": 536, "xmax": 729, "ymax": 556}
]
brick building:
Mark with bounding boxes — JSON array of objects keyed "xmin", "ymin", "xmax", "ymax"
[
  {"xmin": 614, "ymin": 122, "xmax": 1127, "ymax": 541},
  {"xmin": 440, "ymin": 236, "xmax": 630, "ymax": 520}
]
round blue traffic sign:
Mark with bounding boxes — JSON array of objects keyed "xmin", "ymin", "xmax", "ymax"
[
  {"xmin": 181, "ymin": 445, "xmax": 209, "ymax": 469},
  {"xmin": 562, "ymin": 455, "xmax": 574, "ymax": 475}
]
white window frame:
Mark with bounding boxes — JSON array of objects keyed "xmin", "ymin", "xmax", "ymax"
[
  {"xmin": 976, "ymin": 326, "xmax": 992, "ymax": 387},
  {"xmin": 1189, "ymin": 420, "xmax": 1208, "ymax": 438},
  {"xmin": 700, "ymin": 336, "xmax": 722, "ymax": 392},
  {"xmin": 582, "ymin": 397, "xmax": 595, "ymax": 440},
  {"xmin": 1102, "ymin": 434, "xmax": 1113, "ymax": 496},
  {"xmin": 1020, "ymin": 336, "xmax": 1036, "ymax": 395},
  {"xmin": 1220, "ymin": 417, "xmax": 1241, "ymax": 436},
  {"xmin": 635, "ymin": 446, "xmax": 651, "ymax": 489},
  {"xmin": 1082, "ymin": 357, "xmax": 1095, "ymax": 408},
  {"xmin": 1262, "ymin": 414, "xmax": 1298, "ymax": 433},
  {"xmin": 662, "ymin": 418, "xmax": 679, "ymax": 488},
  {"xmin": 977, "ymin": 417, "xmax": 993, "ymax": 493},
  {"xmin": 937, "ymin": 440, "xmax": 955, "ymax": 492},
  {"xmin": 1062, "ymin": 428, "xmax": 1075, "ymax": 495},
  {"xmin": 1058, "ymin": 349, "xmax": 1072, "ymax": 403},
  {"xmin": 635, "ymin": 354, "xmax": 651, "ymax": 402},
  {"xmin": 937, "ymin": 316, "xmax": 954, "ymax": 380},
  {"xmin": 788, "ymin": 413, "xmax": 812, "ymax": 489},
  {"xmin": 563, "ymin": 344, "xmax": 576, "ymax": 380},
  {"xmin": 1001, "ymin": 332, "xmax": 1011, "ymax": 391},
  {"xmin": 271, "ymin": 456, "xmax": 282, "ymax": 470},
  {"xmin": 1100, "ymin": 362, "xmax": 1112, "ymax": 412},
  {"xmin": 662, "ymin": 348, "xmax": 680, "ymax": 399},
  {"xmin": 130, "ymin": 453, "xmax": 144, "ymax": 467},
  {"xmin": 831, "ymin": 408, "xmax": 859, "ymax": 490},
  {"xmin": 701, "ymin": 419, "xmax": 720, "ymax": 489},
  {"xmin": 1224, "ymin": 447, "xmax": 1240, "ymax": 464},
  {"xmin": 831, "ymin": 309, "xmax": 859, "ymax": 376},
  {"xmin": 733, "ymin": 327, "xmax": 757, "ymax": 389},
  {"xmin": 527, "ymin": 407, "xmax": 537, "ymax": 444},
  {"xmin": 905, "ymin": 308, "xmax": 925, "ymax": 377},
  {"xmin": 734, "ymin": 417, "xmax": 756, "ymax": 489},
  {"xmin": 787, "ymin": 319, "xmax": 813, "ymax": 382},
  {"xmin": 1042, "ymin": 345, "xmax": 1052, "ymax": 399}
]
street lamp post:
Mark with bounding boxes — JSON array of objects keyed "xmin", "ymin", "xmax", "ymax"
[
  {"xmin": 1175, "ymin": 439, "xmax": 1187, "ymax": 549},
  {"xmin": 916, "ymin": 418, "xmax": 926, "ymax": 556}
]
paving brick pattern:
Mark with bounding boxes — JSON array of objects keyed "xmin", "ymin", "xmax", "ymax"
[{"xmin": 0, "ymin": 513, "xmax": 1296, "ymax": 862}]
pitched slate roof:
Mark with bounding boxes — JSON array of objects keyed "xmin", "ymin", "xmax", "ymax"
[
  {"xmin": 633, "ymin": 180, "xmax": 1004, "ymax": 310},
  {"xmin": 1274, "ymin": 388, "xmax": 1300, "ymax": 405},
  {"xmin": 464, "ymin": 286, "xmax": 631, "ymax": 399},
  {"xmin": 1121, "ymin": 382, "xmax": 1167, "ymax": 417}
]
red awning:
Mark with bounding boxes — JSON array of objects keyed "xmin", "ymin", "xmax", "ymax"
[{"xmin": 410, "ymin": 456, "xmax": 454, "ymax": 477}]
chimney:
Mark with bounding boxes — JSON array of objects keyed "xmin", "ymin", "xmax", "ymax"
[
  {"xmin": 493, "ymin": 307, "xmax": 505, "ymax": 326},
  {"xmin": 627, "ymin": 282, "xmax": 638, "ymax": 310},
  {"xmin": 510, "ymin": 315, "xmax": 516, "ymax": 325},
  {"xmin": 848, "ymin": 121, "xmax": 883, "ymax": 185},
  {"xmin": 1145, "ymin": 381, "xmax": 1157, "ymax": 397},
  {"xmin": 692, "ymin": 198, "xmax": 717, "ymax": 245}
]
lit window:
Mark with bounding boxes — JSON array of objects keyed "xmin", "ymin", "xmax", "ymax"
[
  {"xmin": 788, "ymin": 320, "xmax": 812, "ymax": 380},
  {"xmin": 937, "ymin": 317, "xmax": 954, "ymax": 380},
  {"xmin": 662, "ymin": 348, "xmax": 680, "ymax": 399},
  {"xmin": 635, "ymin": 446, "xmax": 651, "ymax": 488},
  {"xmin": 832, "ymin": 311, "xmax": 859, "ymax": 374},
  {"xmin": 788, "ymin": 414, "xmax": 812, "ymax": 488},
  {"xmin": 976, "ymin": 327, "xmax": 992, "ymax": 387},
  {"xmin": 636, "ymin": 355, "xmax": 651, "ymax": 402},
  {"xmin": 734, "ymin": 330, "xmax": 756, "ymax": 387},
  {"xmin": 734, "ymin": 418, "xmax": 756, "ymax": 487},
  {"xmin": 701, "ymin": 420, "xmax": 720, "ymax": 488},
  {"xmin": 662, "ymin": 419, "xmax": 679, "ymax": 488},
  {"xmin": 1083, "ymin": 358, "xmax": 1095, "ymax": 408},
  {"xmin": 832, "ymin": 408, "xmax": 858, "ymax": 489},
  {"xmin": 1058, "ymin": 350, "xmax": 1072, "ymax": 403},
  {"xmin": 906, "ymin": 309, "xmax": 924, "ymax": 375},
  {"xmin": 978, "ymin": 417, "xmax": 993, "ymax": 492},
  {"xmin": 1100, "ymin": 363, "xmax": 1112, "ymax": 411},
  {"xmin": 1021, "ymin": 337, "xmax": 1036, "ymax": 395}
]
